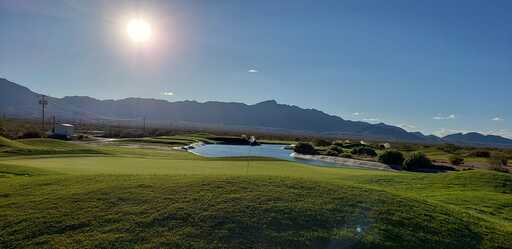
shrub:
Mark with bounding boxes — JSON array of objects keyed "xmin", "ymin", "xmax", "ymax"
[
  {"xmin": 344, "ymin": 143, "xmax": 369, "ymax": 149},
  {"xmin": 18, "ymin": 131, "xmax": 42, "ymax": 139},
  {"xmin": 0, "ymin": 127, "xmax": 7, "ymax": 138},
  {"xmin": 293, "ymin": 142, "xmax": 317, "ymax": 155},
  {"xmin": 351, "ymin": 147, "xmax": 377, "ymax": 157},
  {"xmin": 439, "ymin": 144, "xmax": 462, "ymax": 154},
  {"xmin": 325, "ymin": 145, "xmax": 343, "ymax": 157},
  {"xmin": 328, "ymin": 145, "xmax": 344, "ymax": 153},
  {"xmin": 313, "ymin": 139, "xmax": 331, "ymax": 147},
  {"xmin": 397, "ymin": 144, "xmax": 416, "ymax": 152},
  {"xmin": 340, "ymin": 153, "xmax": 353, "ymax": 159},
  {"xmin": 470, "ymin": 150, "xmax": 491, "ymax": 158},
  {"xmin": 378, "ymin": 150, "xmax": 405, "ymax": 165},
  {"xmin": 325, "ymin": 149, "xmax": 339, "ymax": 156},
  {"xmin": 448, "ymin": 155, "xmax": 465, "ymax": 166},
  {"xmin": 461, "ymin": 167, "xmax": 474, "ymax": 171},
  {"xmin": 489, "ymin": 153, "xmax": 508, "ymax": 167},
  {"xmin": 403, "ymin": 152, "xmax": 432, "ymax": 169}
]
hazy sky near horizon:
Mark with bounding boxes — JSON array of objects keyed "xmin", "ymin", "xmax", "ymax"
[{"xmin": 1, "ymin": 0, "xmax": 511, "ymax": 137}]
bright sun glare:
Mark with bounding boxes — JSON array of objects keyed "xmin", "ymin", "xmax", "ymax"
[{"xmin": 126, "ymin": 19, "xmax": 152, "ymax": 43}]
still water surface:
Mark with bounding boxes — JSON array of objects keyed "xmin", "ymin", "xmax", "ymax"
[{"xmin": 190, "ymin": 144, "xmax": 338, "ymax": 167}]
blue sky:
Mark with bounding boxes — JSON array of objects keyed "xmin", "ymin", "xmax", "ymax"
[{"xmin": 1, "ymin": 0, "xmax": 511, "ymax": 137}]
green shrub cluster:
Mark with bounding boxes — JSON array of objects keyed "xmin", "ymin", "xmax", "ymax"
[
  {"xmin": 293, "ymin": 142, "xmax": 317, "ymax": 155},
  {"xmin": 403, "ymin": 152, "xmax": 432, "ymax": 169},
  {"xmin": 18, "ymin": 131, "xmax": 43, "ymax": 139},
  {"xmin": 312, "ymin": 139, "xmax": 331, "ymax": 147},
  {"xmin": 326, "ymin": 149, "xmax": 339, "ymax": 156},
  {"xmin": 351, "ymin": 147, "xmax": 377, "ymax": 157},
  {"xmin": 439, "ymin": 144, "xmax": 462, "ymax": 154},
  {"xmin": 340, "ymin": 153, "xmax": 353, "ymax": 159},
  {"xmin": 470, "ymin": 150, "xmax": 491, "ymax": 158},
  {"xmin": 325, "ymin": 145, "xmax": 344, "ymax": 156},
  {"xmin": 378, "ymin": 150, "xmax": 405, "ymax": 165}
]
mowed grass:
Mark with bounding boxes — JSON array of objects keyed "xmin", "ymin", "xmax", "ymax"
[
  {"xmin": 0, "ymin": 138, "xmax": 104, "ymax": 157},
  {"xmin": 0, "ymin": 137, "xmax": 511, "ymax": 248}
]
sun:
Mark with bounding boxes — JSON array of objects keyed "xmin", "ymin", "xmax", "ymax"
[{"xmin": 126, "ymin": 19, "xmax": 152, "ymax": 43}]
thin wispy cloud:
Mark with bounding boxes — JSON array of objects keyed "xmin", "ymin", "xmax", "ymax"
[
  {"xmin": 352, "ymin": 112, "xmax": 363, "ymax": 116},
  {"xmin": 248, "ymin": 69, "xmax": 258, "ymax": 73},
  {"xmin": 433, "ymin": 114, "xmax": 456, "ymax": 120},
  {"xmin": 492, "ymin": 117, "xmax": 503, "ymax": 121},
  {"xmin": 161, "ymin": 91, "xmax": 174, "ymax": 96}
]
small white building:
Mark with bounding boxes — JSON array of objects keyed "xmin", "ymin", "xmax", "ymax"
[{"xmin": 54, "ymin": 124, "xmax": 74, "ymax": 138}]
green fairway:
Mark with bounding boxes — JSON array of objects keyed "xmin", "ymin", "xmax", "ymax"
[{"xmin": 0, "ymin": 138, "xmax": 511, "ymax": 248}]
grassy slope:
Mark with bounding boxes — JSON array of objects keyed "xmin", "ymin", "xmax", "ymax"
[
  {"xmin": 0, "ymin": 137, "xmax": 103, "ymax": 157},
  {"xmin": 114, "ymin": 134, "xmax": 220, "ymax": 147},
  {"xmin": 418, "ymin": 147, "xmax": 494, "ymax": 164},
  {"xmin": 0, "ymin": 138, "xmax": 511, "ymax": 248},
  {"xmin": 0, "ymin": 137, "xmax": 28, "ymax": 148}
]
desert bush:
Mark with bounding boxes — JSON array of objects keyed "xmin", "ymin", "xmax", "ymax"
[
  {"xmin": 340, "ymin": 153, "xmax": 353, "ymax": 159},
  {"xmin": 396, "ymin": 144, "xmax": 416, "ymax": 151},
  {"xmin": 448, "ymin": 155, "xmax": 465, "ymax": 166},
  {"xmin": 470, "ymin": 150, "xmax": 491, "ymax": 158},
  {"xmin": 403, "ymin": 152, "xmax": 432, "ymax": 169},
  {"xmin": 325, "ymin": 145, "xmax": 343, "ymax": 156},
  {"xmin": 343, "ymin": 143, "xmax": 369, "ymax": 149},
  {"xmin": 0, "ymin": 127, "xmax": 7, "ymax": 138},
  {"xmin": 378, "ymin": 150, "xmax": 405, "ymax": 165},
  {"xmin": 351, "ymin": 147, "xmax": 377, "ymax": 157},
  {"xmin": 489, "ymin": 153, "xmax": 508, "ymax": 167},
  {"xmin": 439, "ymin": 144, "xmax": 462, "ymax": 154},
  {"xmin": 18, "ymin": 130, "xmax": 42, "ymax": 139},
  {"xmin": 328, "ymin": 145, "xmax": 344, "ymax": 153},
  {"xmin": 325, "ymin": 149, "xmax": 339, "ymax": 156},
  {"xmin": 313, "ymin": 139, "xmax": 331, "ymax": 147},
  {"xmin": 294, "ymin": 142, "xmax": 317, "ymax": 155}
]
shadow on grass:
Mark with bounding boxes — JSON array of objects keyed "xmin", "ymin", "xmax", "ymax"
[{"xmin": 388, "ymin": 164, "xmax": 456, "ymax": 173}]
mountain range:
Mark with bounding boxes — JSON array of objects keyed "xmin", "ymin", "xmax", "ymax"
[{"xmin": 1, "ymin": 77, "xmax": 512, "ymax": 148}]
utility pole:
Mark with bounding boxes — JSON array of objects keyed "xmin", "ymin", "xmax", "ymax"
[
  {"xmin": 39, "ymin": 95, "xmax": 48, "ymax": 130},
  {"xmin": 143, "ymin": 116, "xmax": 146, "ymax": 136},
  {"xmin": 52, "ymin": 116, "xmax": 56, "ymax": 133}
]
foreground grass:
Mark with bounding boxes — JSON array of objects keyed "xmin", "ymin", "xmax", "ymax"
[
  {"xmin": 3, "ymin": 174, "xmax": 509, "ymax": 249},
  {"xmin": 0, "ymin": 138, "xmax": 511, "ymax": 248}
]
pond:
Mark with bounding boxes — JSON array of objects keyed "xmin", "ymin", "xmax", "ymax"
[{"xmin": 189, "ymin": 144, "xmax": 338, "ymax": 167}]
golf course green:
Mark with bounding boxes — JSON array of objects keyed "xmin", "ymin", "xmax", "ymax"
[{"xmin": 0, "ymin": 138, "xmax": 511, "ymax": 249}]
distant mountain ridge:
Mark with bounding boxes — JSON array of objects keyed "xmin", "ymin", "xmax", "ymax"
[
  {"xmin": 1, "ymin": 78, "xmax": 511, "ymax": 148},
  {"xmin": 443, "ymin": 132, "xmax": 512, "ymax": 148}
]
